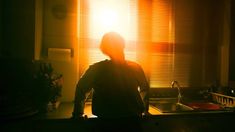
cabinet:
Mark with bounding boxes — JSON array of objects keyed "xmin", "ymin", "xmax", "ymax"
[
  {"xmin": 1, "ymin": 0, "xmax": 36, "ymax": 60},
  {"xmin": 0, "ymin": 0, "xmax": 44, "ymax": 119}
]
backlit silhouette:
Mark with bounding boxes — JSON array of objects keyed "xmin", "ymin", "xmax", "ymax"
[{"xmin": 72, "ymin": 32, "xmax": 149, "ymax": 119}]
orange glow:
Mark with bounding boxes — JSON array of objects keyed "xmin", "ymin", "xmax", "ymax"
[
  {"xmin": 77, "ymin": 0, "xmax": 138, "ymax": 66},
  {"xmin": 97, "ymin": 9, "xmax": 118, "ymax": 28},
  {"xmin": 88, "ymin": 0, "xmax": 137, "ymax": 40},
  {"xmin": 152, "ymin": 0, "xmax": 174, "ymax": 43},
  {"xmin": 77, "ymin": 0, "xmax": 178, "ymax": 88}
]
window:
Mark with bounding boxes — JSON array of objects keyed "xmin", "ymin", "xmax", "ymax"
[
  {"xmin": 77, "ymin": 0, "xmax": 191, "ymax": 88},
  {"xmin": 149, "ymin": 0, "xmax": 175, "ymax": 87},
  {"xmin": 78, "ymin": 0, "xmax": 137, "ymax": 74}
]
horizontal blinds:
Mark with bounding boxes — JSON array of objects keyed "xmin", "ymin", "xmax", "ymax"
[
  {"xmin": 150, "ymin": 0, "xmax": 175, "ymax": 87},
  {"xmin": 152, "ymin": 0, "xmax": 172, "ymax": 42},
  {"xmin": 78, "ymin": 0, "xmax": 191, "ymax": 87}
]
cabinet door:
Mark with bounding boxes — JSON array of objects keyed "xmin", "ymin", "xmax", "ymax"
[{"xmin": 2, "ymin": 0, "xmax": 35, "ymax": 60}]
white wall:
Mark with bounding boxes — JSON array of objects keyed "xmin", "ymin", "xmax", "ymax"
[{"xmin": 42, "ymin": 0, "xmax": 78, "ymax": 102}]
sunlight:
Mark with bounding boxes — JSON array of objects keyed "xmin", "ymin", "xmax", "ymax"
[
  {"xmin": 77, "ymin": 0, "xmax": 138, "ymax": 69},
  {"xmin": 97, "ymin": 9, "xmax": 118, "ymax": 28},
  {"xmin": 88, "ymin": 0, "xmax": 137, "ymax": 40}
]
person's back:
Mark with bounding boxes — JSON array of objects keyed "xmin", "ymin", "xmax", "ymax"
[
  {"xmin": 72, "ymin": 32, "xmax": 149, "ymax": 119},
  {"xmin": 88, "ymin": 59, "xmax": 147, "ymax": 118}
]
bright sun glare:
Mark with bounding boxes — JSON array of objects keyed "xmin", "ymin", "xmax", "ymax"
[
  {"xmin": 78, "ymin": 0, "xmax": 138, "ymax": 64},
  {"xmin": 98, "ymin": 9, "xmax": 118, "ymax": 28},
  {"xmin": 88, "ymin": 0, "xmax": 137, "ymax": 40}
]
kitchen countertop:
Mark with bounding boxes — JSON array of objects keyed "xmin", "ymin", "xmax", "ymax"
[
  {"xmin": 1, "ymin": 102, "xmax": 235, "ymax": 132},
  {"xmin": 25, "ymin": 101, "xmax": 235, "ymax": 121},
  {"xmin": 32, "ymin": 102, "xmax": 161, "ymax": 119}
]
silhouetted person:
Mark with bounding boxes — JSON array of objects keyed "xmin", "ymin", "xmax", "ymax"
[{"xmin": 72, "ymin": 32, "xmax": 149, "ymax": 127}]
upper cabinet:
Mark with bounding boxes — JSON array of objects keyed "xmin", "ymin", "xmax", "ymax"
[{"xmin": 1, "ymin": 0, "xmax": 36, "ymax": 60}]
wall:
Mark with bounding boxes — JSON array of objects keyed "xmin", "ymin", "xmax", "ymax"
[
  {"xmin": 218, "ymin": 0, "xmax": 231, "ymax": 86},
  {"xmin": 41, "ymin": 0, "xmax": 78, "ymax": 102},
  {"xmin": 229, "ymin": 0, "xmax": 235, "ymax": 84},
  {"xmin": 34, "ymin": 0, "xmax": 43, "ymax": 60}
]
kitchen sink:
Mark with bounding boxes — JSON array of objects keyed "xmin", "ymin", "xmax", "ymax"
[
  {"xmin": 150, "ymin": 98, "xmax": 194, "ymax": 113},
  {"xmin": 151, "ymin": 102, "xmax": 194, "ymax": 113},
  {"xmin": 149, "ymin": 86, "xmax": 234, "ymax": 114},
  {"xmin": 184, "ymin": 102, "xmax": 222, "ymax": 111},
  {"xmin": 149, "ymin": 98, "xmax": 231, "ymax": 114}
]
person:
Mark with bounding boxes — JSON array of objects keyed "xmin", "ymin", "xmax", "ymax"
[{"xmin": 72, "ymin": 32, "xmax": 149, "ymax": 120}]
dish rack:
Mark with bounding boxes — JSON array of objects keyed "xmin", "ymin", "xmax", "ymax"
[{"xmin": 211, "ymin": 92, "xmax": 235, "ymax": 107}]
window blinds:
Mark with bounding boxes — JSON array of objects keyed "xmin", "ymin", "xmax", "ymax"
[{"xmin": 78, "ymin": 0, "xmax": 191, "ymax": 88}]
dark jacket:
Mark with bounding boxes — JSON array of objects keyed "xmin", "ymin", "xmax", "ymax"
[{"xmin": 73, "ymin": 59, "xmax": 149, "ymax": 118}]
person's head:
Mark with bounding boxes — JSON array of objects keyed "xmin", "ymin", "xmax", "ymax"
[{"xmin": 100, "ymin": 32, "xmax": 125, "ymax": 61}]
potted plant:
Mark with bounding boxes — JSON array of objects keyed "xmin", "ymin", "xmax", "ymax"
[{"xmin": 34, "ymin": 62, "xmax": 63, "ymax": 112}]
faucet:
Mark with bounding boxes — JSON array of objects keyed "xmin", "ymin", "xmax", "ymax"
[{"xmin": 171, "ymin": 81, "xmax": 182, "ymax": 103}]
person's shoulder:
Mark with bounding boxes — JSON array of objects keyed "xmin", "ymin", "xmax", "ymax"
[
  {"xmin": 126, "ymin": 60, "xmax": 141, "ymax": 68},
  {"xmin": 90, "ymin": 59, "xmax": 110, "ymax": 68}
]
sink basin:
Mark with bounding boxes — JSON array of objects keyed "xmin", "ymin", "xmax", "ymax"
[
  {"xmin": 149, "ymin": 98, "xmax": 231, "ymax": 114},
  {"xmin": 151, "ymin": 102, "xmax": 194, "ymax": 113},
  {"xmin": 150, "ymin": 98, "xmax": 194, "ymax": 113},
  {"xmin": 184, "ymin": 102, "xmax": 222, "ymax": 111}
]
